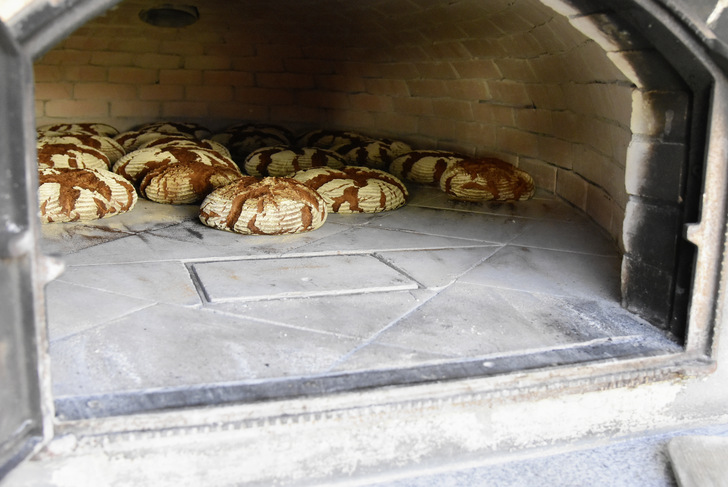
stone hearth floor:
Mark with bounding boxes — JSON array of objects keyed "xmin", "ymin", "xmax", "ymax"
[{"xmin": 40, "ymin": 186, "xmax": 681, "ymax": 419}]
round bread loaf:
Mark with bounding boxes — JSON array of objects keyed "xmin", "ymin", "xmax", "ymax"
[
  {"xmin": 134, "ymin": 121, "xmax": 211, "ymax": 139},
  {"xmin": 291, "ymin": 166, "xmax": 408, "ymax": 213},
  {"xmin": 296, "ymin": 129, "xmax": 367, "ymax": 148},
  {"xmin": 211, "ymin": 123, "xmax": 294, "ymax": 162},
  {"xmin": 115, "ymin": 122, "xmax": 211, "ymax": 151},
  {"xmin": 389, "ymin": 150, "xmax": 469, "ymax": 185},
  {"xmin": 37, "ymin": 123, "xmax": 119, "ymax": 137},
  {"xmin": 37, "ymin": 142, "xmax": 111, "ymax": 171},
  {"xmin": 330, "ymin": 138, "xmax": 412, "ymax": 169},
  {"xmin": 115, "ymin": 130, "xmax": 197, "ymax": 152},
  {"xmin": 38, "ymin": 167, "xmax": 137, "ymax": 223},
  {"xmin": 113, "ymin": 146, "xmax": 240, "ymax": 185},
  {"xmin": 244, "ymin": 146, "xmax": 346, "ymax": 177},
  {"xmin": 139, "ymin": 162, "xmax": 243, "ymax": 205},
  {"xmin": 137, "ymin": 136, "xmax": 232, "ymax": 158},
  {"xmin": 199, "ymin": 177, "xmax": 327, "ymax": 235},
  {"xmin": 439, "ymin": 158, "xmax": 535, "ymax": 201},
  {"xmin": 38, "ymin": 134, "xmax": 125, "ymax": 164}
]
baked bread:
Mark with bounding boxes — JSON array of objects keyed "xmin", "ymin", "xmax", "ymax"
[
  {"xmin": 291, "ymin": 166, "xmax": 408, "ymax": 213},
  {"xmin": 439, "ymin": 158, "xmax": 535, "ymax": 201},
  {"xmin": 296, "ymin": 129, "xmax": 366, "ymax": 148},
  {"xmin": 115, "ymin": 122, "xmax": 211, "ymax": 151},
  {"xmin": 330, "ymin": 138, "xmax": 412, "ymax": 169},
  {"xmin": 137, "ymin": 136, "xmax": 232, "ymax": 158},
  {"xmin": 113, "ymin": 146, "xmax": 241, "ymax": 185},
  {"xmin": 38, "ymin": 167, "xmax": 137, "ymax": 223},
  {"xmin": 37, "ymin": 123, "xmax": 119, "ymax": 137},
  {"xmin": 389, "ymin": 150, "xmax": 469, "ymax": 185},
  {"xmin": 298, "ymin": 129, "xmax": 411, "ymax": 169},
  {"xmin": 199, "ymin": 177, "xmax": 327, "ymax": 235},
  {"xmin": 139, "ymin": 162, "xmax": 243, "ymax": 205},
  {"xmin": 38, "ymin": 134, "xmax": 125, "ymax": 164},
  {"xmin": 211, "ymin": 123, "xmax": 294, "ymax": 162},
  {"xmin": 244, "ymin": 146, "xmax": 346, "ymax": 177},
  {"xmin": 37, "ymin": 142, "xmax": 111, "ymax": 171}
]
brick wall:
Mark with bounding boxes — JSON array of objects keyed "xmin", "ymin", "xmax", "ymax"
[{"xmin": 34, "ymin": 0, "xmax": 658, "ymax": 252}]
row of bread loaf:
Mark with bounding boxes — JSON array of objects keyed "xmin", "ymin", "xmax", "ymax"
[{"xmin": 35, "ymin": 121, "xmax": 534, "ymax": 234}]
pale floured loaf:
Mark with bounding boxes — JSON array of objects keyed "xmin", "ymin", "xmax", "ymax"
[
  {"xmin": 210, "ymin": 123, "xmax": 294, "ymax": 163},
  {"xmin": 38, "ymin": 134, "xmax": 125, "ymax": 164},
  {"xmin": 139, "ymin": 162, "xmax": 243, "ymax": 205},
  {"xmin": 244, "ymin": 146, "xmax": 346, "ymax": 177},
  {"xmin": 389, "ymin": 150, "xmax": 469, "ymax": 185},
  {"xmin": 296, "ymin": 129, "xmax": 367, "ymax": 148},
  {"xmin": 330, "ymin": 138, "xmax": 412, "ymax": 170},
  {"xmin": 199, "ymin": 177, "xmax": 327, "ymax": 235},
  {"xmin": 298, "ymin": 129, "xmax": 411, "ymax": 169},
  {"xmin": 38, "ymin": 167, "xmax": 137, "ymax": 223},
  {"xmin": 113, "ymin": 146, "xmax": 241, "ymax": 185},
  {"xmin": 115, "ymin": 121, "xmax": 211, "ymax": 151},
  {"xmin": 37, "ymin": 123, "xmax": 119, "ymax": 137},
  {"xmin": 439, "ymin": 158, "xmax": 535, "ymax": 201},
  {"xmin": 137, "ymin": 136, "xmax": 232, "ymax": 158},
  {"xmin": 291, "ymin": 166, "xmax": 408, "ymax": 213},
  {"xmin": 37, "ymin": 142, "xmax": 111, "ymax": 171}
]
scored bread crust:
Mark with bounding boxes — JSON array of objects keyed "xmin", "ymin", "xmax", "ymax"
[
  {"xmin": 244, "ymin": 146, "xmax": 346, "ymax": 177},
  {"xmin": 137, "ymin": 136, "xmax": 232, "ymax": 158},
  {"xmin": 115, "ymin": 122, "xmax": 211, "ymax": 151},
  {"xmin": 389, "ymin": 150, "xmax": 470, "ymax": 185},
  {"xmin": 210, "ymin": 123, "xmax": 294, "ymax": 162},
  {"xmin": 38, "ymin": 134, "xmax": 125, "ymax": 164},
  {"xmin": 113, "ymin": 146, "xmax": 241, "ymax": 185},
  {"xmin": 291, "ymin": 166, "xmax": 408, "ymax": 213},
  {"xmin": 38, "ymin": 167, "xmax": 137, "ymax": 223},
  {"xmin": 139, "ymin": 162, "xmax": 243, "ymax": 204},
  {"xmin": 37, "ymin": 142, "xmax": 111, "ymax": 171},
  {"xmin": 199, "ymin": 177, "xmax": 327, "ymax": 235},
  {"xmin": 37, "ymin": 123, "xmax": 119, "ymax": 137},
  {"xmin": 439, "ymin": 158, "xmax": 535, "ymax": 201}
]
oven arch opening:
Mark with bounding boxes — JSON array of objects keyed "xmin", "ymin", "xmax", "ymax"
[{"xmin": 2, "ymin": 0, "xmax": 724, "ymax": 430}]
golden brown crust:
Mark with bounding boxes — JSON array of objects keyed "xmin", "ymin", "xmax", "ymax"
[
  {"xmin": 292, "ymin": 166, "xmax": 408, "ymax": 213},
  {"xmin": 38, "ymin": 167, "xmax": 137, "ymax": 223},
  {"xmin": 389, "ymin": 150, "xmax": 469, "ymax": 185},
  {"xmin": 38, "ymin": 134, "xmax": 125, "ymax": 164},
  {"xmin": 210, "ymin": 123, "xmax": 293, "ymax": 162},
  {"xmin": 199, "ymin": 177, "xmax": 327, "ymax": 235},
  {"xmin": 244, "ymin": 146, "xmax": 346, "ymax": 177},
  {"xmin": 37, "ymin": 123, "xmax": 119, "ymax": 137},
  {"xmin": 139, "ymin": 162, "xmax": 243, "ymax": 204},
  {"xmin": 439, "ymin": 158, "xmax": 535, "ymax": 201},
  {"xmin": 114, "ymin": 122, "xmax": 211, "ymax": 151},
  {"xmin": 37, "ymin": 142, "xmax": 111, "ymax": 171},
  {"xmin": 113, "ymin": 146, "xmax": 240, "ymax": 185}
]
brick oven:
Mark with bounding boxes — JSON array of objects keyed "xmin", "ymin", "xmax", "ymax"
[{"xmin": 2, "ymin": 0, "xmax": 728, "ymax": 484}]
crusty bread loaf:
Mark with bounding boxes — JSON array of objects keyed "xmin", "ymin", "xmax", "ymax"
[
  {"xmin": 38, "ymin": 134, "xmax": 125, "ymax": 164},
  {"xmin": 244, "ymin": 146, "xmax": 346, "ymax": 177},
  {"xmin": 199, "ymin": 177, "xmax": 327, "ymax": 235},
  {"xmin": 38, "ymin": 167, "xmax": 137, "ymax": 223},
  {"xmin": 37, "ymin": 123, "xmax": 119, "ymax": 137},
  {"xmin": 439, "ymin": 158, "xmax": 535, "ymax": 201},
  {"xmin": 137, "ymin": 136, "xmax": 231, "ymax": 158},
  {"xmin": 291, "ymin": 166, "xmax": 408, "ymax": 213},
  {"xmin": 113, "ymin": 146, "xmax": 240, "ymax": 185},
  {"xmin": 115, "ymin": 122, "xmax": 211, "ymax": 151},
  {"xmin": 37, "ymin": 142, "xmax": 111, "ymax": 171},
  {"xmin": 211, "ymin": 123, "xmax": 294, "ymax": 162},
  {"xmin": 389, "ymin": 150, "xmax": 469, "ymax": 185},
  {"xmin": 139, "ymin": 162, "xmax": 243, "ymax": 205}
]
